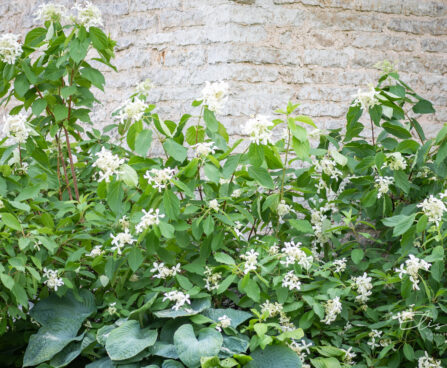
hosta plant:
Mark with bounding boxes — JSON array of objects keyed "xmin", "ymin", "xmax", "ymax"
[{"xmin": 0, "ymin": 4, "xmax": 446, "ymax": 368}]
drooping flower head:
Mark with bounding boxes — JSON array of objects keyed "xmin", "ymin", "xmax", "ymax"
[
  {"xmin": 191, "ymin": 141, "xmax": 217, "ymax": 157},
  {"xmin": 116, "ymin": 98, "xmax": 148, "ymax": 124},
  {"xmin": 135, "ymin": 79, "xmax": 154, "ymax": 96},
  {"xmin": 73, "ymin": 1, "xmax": 103, "ymax": 28},
  {"xmin": 321, "ymin": 296, "xmax": 342, "ymax": 325},
  {"xmin": 3, "ymin": 113, "xmax": 31, "ymax": 143},
  {"xmin": 34, "ymin": 3, "xmax": 68, "ymax": 23},
  {"xmin": 395, "ymin": 254, "xmax": 431, "ymax": 291},
  {"xmin": 0, "ymin": 33, "xmax": 22, "ymax": 64},
  {"xmin": 244, "ymin": 115, "xmax": 274, "ymax": 145},
  {"xmin": 375, "ymin": 176, "xmax": 394, "ymax": 199},
  {"xmin": 135, "ymin": 208, "xmax": 164, "ymax": 233},
  {"xmin": 417, "ymin": 195, "xmax": 446, "ymax": 226},
  {"xmin": 144, "ymin": 168, "xmax": 175, "ymax": 192},
  {"xmin": 92, "ymin": 147, "xmax": 125, "ymax": 182},
  {"xmin": 163, "ymin": 290, "xmax": 191, "ymax": 311},
  {"xmin": 351, "ymin": 85, "xmax": 380, "ymax": 111}
]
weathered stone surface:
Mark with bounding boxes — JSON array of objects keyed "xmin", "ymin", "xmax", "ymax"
[{"xmin": 1, "ymin": 0, "xmax": 446, "ymax": 140}]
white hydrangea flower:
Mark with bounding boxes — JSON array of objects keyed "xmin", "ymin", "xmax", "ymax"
[
  {"xmin": 232, "ymin": 188, "xmax": 242, "ymax": 198},
  {"xmin": 204, "ymin": 266, "xmax": 222, "ymax": 291},
  {"xmin": 163, "ymin": 290, "xmax": 191, "ymax": 311},
  {"xmin": 280, "ymin": 241, "xmax": 313, "ymax": 270},
  {"xmin": 209, "ymin": 199, "xmax": 219, "ymax": 212},
  {"xmin": 308, "ymin": 128, "xmax": 327, "ymax": 141},
  {"xmin": 3, "ymin": 114, "xmax": 31, "ymax": 143},
  {"xmin": 107, "ymin": 302, "xmax": 117, "ymax": 315},
  {"xmin": 234, "ymin": 221, "xmax": 247, "ymax": 240},
  {"xmin": 374, "ymin": 60, "xmax": 398, "ymax": 74},
  {"xmin": 341, "ymin": 347, "xmax": 356, "ymax": 366},
  {"xmin": 116, "ymin": 98, "xmax": 148, "ymax": 124},
  {"xmin": 43, "ymin": 268, "xmax": 64, "ymax": 291},
  {"xmin": 201, "ymin": 81, "xmax": 229, "ymax": 114},
  {"xmin": 144, "ymin": 168, "xmax": 175, "ymax": 192},
  {"xmin": 191, "ymin": 141, "xmax": 217, "ymax": 157},
  {"xmin": 110, "ymin": 228, "xmax": 136, "ymax": 255},
  {"xmin": 314, "ymin": 156, "xmax": 342, "ymax": 180},
  {"xmin": 0, "ymin": 200, "xmax": 4, "ymax": 209},
  {"xmin": 277, "ymin": 200, "xmax": 292, "ymax": 217},
  {"xmin": 34, "ymin": 3, "xmax": 68, "ymax": 23},
  {"xmin": 244, "ymin": 115, "xmax": 274, "ymax": 145},
  {"xmin": 417, "ymin": 195, "xmax": 446, "ymax": 226},
  {"xmin": 73, "ymin": 1, "xmax": 103, "ymax": 28},
  {"xmin": 385, "ymin": 152, "xmax": 407, "ymax": 171},
  {"xmin": 261, "ymin": 300, "xmax": 284, "ymax": 318},
  {"xmin": 321, "ymin": 296, "xmax": 342, "ymax": 325},
  {"xmin": 395, "ymin": 254, "xmax": 431, "ymax": 291},
  {"xmin": 351, "ymin": 273, "xmax": 373, "ymax": 304},
  {"xmin": 351, "ymin": 85, "xmax": 380, "ymax": 111},
  {"xmin": 119, "ymin": 215, "xmax": 130, "ymax": 229},
  {"xmin": 92, "ymin": 147, "xmax": 125, "ymax": 182},
  {"xmin": 216, "ymin": 315, "xmax": 231, "ymax": 331},
  {"xmin": 135, "ymin": 78, "xmax": 154, "ymax": 96},
  {"xmin": 392, "ymin": 305, "xmax": 415, "ymax": 325},
  {"xmin": 418, "ymin": 352, "xmax": 442, "ymax": 368},
  {"xmin": 151, "ymin": 262, "xmax": 181, "ymax": 279},
  {"xmin": 0, "ymin": 33, "xmax": 22, "ymax": 64},
  {"xmin": 135, "ymin": 208, "xmax": 164, "ymax": 233},
  {"xmin": 268, "ymin": 244, "xmax": 279, "ymax": 256},
  {"xmin": 87, "ymin": 245, "xmax": 103, "ymax": 257},
  {"xmin": 241, "ymin": 249, "xmax": 259, "ymax": 274},
  {"xmin": 282, "ymin": 270, "xmax": 301, "ymax": 291},
  {"xmin": 333, "ymin": 258, "xmax": 347, "ymax": 273},
  {"xmin": 375, "ymin": 176, "xmax": 394, "ymax": 199}
]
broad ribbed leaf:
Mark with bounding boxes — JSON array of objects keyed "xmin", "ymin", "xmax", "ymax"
[
  {"xmin": 246, "ymin": 344, "xmax": 302, "ymax": 368},
  {"xmin": 154, "ymin": 298, "xmax": 210, "ymax": 319},
  {"xmin": 105, "ymin": 320, "xmax": 157, "ymax": 361},
  {"xmin": 202, "ymin": 308, "xmax": 252, "ymax": 328}
]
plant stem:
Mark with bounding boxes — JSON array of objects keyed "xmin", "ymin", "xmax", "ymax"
[
  {"xmin": 370, "ymin": 117, "xmax": 375, "ymax": 145},
  {"xmin": 280, "ymin": 127, "xmax": 291, "ymax": 201},
  {"xmin": 63, "ymin": 127, "xmax": 80, "ymax": 201},
  {"xmin": 195, "ymin": 105, "xmax": 204, "ymax": 144},
  {"xmin": 56, "ymin": 133, "xmax": 73, "ymax": 201}
]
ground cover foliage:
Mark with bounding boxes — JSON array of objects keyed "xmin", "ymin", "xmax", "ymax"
[{"xmin": 0, "ymin": 3, "xmax": 446, "ymax": 368}]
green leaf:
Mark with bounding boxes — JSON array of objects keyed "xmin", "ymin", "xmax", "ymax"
[
  {"xmin": 164, "ymin": 139, "xmax": 187, "ymax": 162},
  {"xmin": 32, "ymin": 98, "xmax": 47, "ymax": 116},
  {"xmin": 1, "ymin": 213, "xmax": 22, "ymax": 231},
  {"xmin": 292, "ymin": 137, "xmax": 310, "ymax": 160},
  {"xmin": 382, "ymin": 122, "xmax": 412, "ymax": 139},
  {"xmin": 119, "ymin": 164, "xmax": 138, "ymax": 187},
  {"xmin": 61, "ymin": 85, "xmax": 77, "ymax": 99},
  {"xmin": 53, "ymin": 104, "xmax": 69, "ymax": 122},
  {"xmin": 214, "ymin": 252, "xmax": 235, "ymax": 265},
  {"xmin": 0, "ymin": 273, "xmax": 14, "ymax": 290},
  {"xmin": 289, "ymin": 219, "xmax": 313, "ymax": 233},
  {"xmin": 154, "ymin": 298, "xmax": 211, "ymax": 319},
  {"xmin": 107, "ymin": 181, "xmax": 124, "ymax": 216},
  {"xmin": 14, "ymin": 73, "xmax": 30, "ymax": 97},
  {"xmin": 105, "ymin": 320, "xmax": 157, "ymax": 361},
  {"xmin": 69, "ymin": 38, "xmax": 89, "ymax": 63},
  {"xmin": 246, "ymin": 344, "xmax": 302, "ymax": 368},
  {"xmin": 382, "ymin": 214, "xmax": 416, "ymax": 237},
  {"xmin": 135, "ymin": 129, "xmax": 153, "ymax": 156},
  {"xmin": 202, "ymin": 309, "xmax": 252, "ymax": 328},
  {"xmin": 412, "ymin": 99, "xmax": 435, "ymax": 114},
  {"xmin": 204, "ymin": 108, "xmax": 219, "ymax": 132},
  {"xmin": 24, "ymin": 27, "xmax": 46, "ymax": 47},
  {"xmin": 310, "ymin": 357, "xmax": 340, "ymax": 368},
  {"xmin": 329, "ymin": 150, "xmax": 347, "ymax": 166},
  {"xmin": 163, "ymin": 189, "xmax": 180, "ymax": 220},
  {"xmin": 81, "ymin": 67, "xmax": 105, "ymax": 91},
  {"xmin": 394, "ymin": 170, "xmax": 410, "ymax": 194},
  {"xmin": 174, "ymin": 324, "xmax": 223, "ymax": 368},
  {"xmin": 403, "ymin": 343, "xmax": 414, "ymax": 361},
  {"xmin": 89, "ymin": 27, "xmax": 108, "ymax": 50},
  {"xmin": 186, "ymin": 125, "xmax": 205, "ymax": 145},
  {"xmin": 351, "ymin": 249, "xmax": 364, "ymax": 264},
  {"xmin": 128, "ymin": 247, "xmax": 143, "ymax": 272},
  {"xmin": 248, "ymin": 166, "xmax": 274, "ymax": 189}
]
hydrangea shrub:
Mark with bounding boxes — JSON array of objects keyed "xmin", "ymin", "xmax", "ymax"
[{"xmin": 0, "ymin": 4, "xmax": 446, "ymax": 368}]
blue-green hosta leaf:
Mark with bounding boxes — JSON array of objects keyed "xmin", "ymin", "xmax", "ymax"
[
  {"xmin": 154, "ymin": 298, "xmax": 211, "ymax": 319},
  {"xmin": 219, "ymin": 335, "xmax": 249, "ymax": 358},
  {"xmin": 150, "ymin": 341, "xmax": 179, "ymax": 359},
  {"xmin": 85, "ymin": 357, "xmax": 114, "ymax": 368},
  {"xmin": 201, "ymin": 308, "xmax": 252, "ymax": 328},
  {"xmin": 50, "ymin": 333, "xmax": 95, "ymax": 368},
  {"xmin": 97, "ymin": 325, "xmax": 116, "ymax": 346},
  {"xmin": 105, "ymin": 320, "xmax": 157, "ymax": 361},
  {"xmin": 246, "ymin": 344, "xmax": 302, "ymax": 368},
  {"xmin": 174, "ymin": 324, "xmax": 223, "ymax": 368},
  {"xmin": 162, "ymin": 360, "xmax": 185, "ymax": 368}
]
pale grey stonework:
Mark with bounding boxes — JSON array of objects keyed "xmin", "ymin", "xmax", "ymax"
[{"xmin": 1, "ymin": 0, "xmax": 447, "ymax": 143}]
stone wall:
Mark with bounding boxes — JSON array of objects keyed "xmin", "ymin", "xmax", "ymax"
[{"xmin": 1, "ymin": 0, "xmax": 447, "ymax": 142}]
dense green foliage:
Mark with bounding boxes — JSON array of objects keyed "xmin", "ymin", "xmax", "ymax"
[{"xmin": 0, "ymin": 4, "xmax": 446, "ymax": 368}]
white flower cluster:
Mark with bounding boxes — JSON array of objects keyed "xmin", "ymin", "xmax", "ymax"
[
  {"xmin": 144, "ymin": 168, "xmax": 175, "ymax": 192},
  {"xmin": 351, "ymin": 273, "xmax": 373, "ymax": 304},
  {"xmin": 385, "ymin": 152, "xmax": 407, "ymax": 171},
  {"xmin": 0, "ymin": 33, "xmax": 22, "ymax": 64},
  {"xmin": 209, "ymin": 199, "xmax": 219, "ymax": 212},
  {"xmin": 135, "ymin": 79, "xmax": 154, "ymax": 96},
  {"xmin": 117, "ymin": 99, "xmax": 148, "ymax": 124},
  {"xmin": 277, "ymin": 200, "xmax": 292, "ymax": 218},
  {"xmin": 151, "ymin": 262, "xmax": 181, "ymax": 279},
  {"xmin": 282, "ymin": 271, "xmax": 301, "ymax": 291},
  {"xmin": 341, "ymin": 347, "xmax": 357, "ymax": 366},
  {"xmin": 418, "ymin": 352, "xmax": 442, "ymax": 368},
  {"xmin": 234, "ymin": 221, "xmax": 247, "ymax": 240},
  {"xmin": 43, "ymin": 268, "xmax": 64, "ymax": 291},
  {"xmin": 204, "ymin": 266, "xmax": 222, "ymax": 291},
  {"xmin": 34, "ymin": 3, "xmax": 68, "ymax": 23},
  {"xmin": 87, "ymin": 245, "xmax": 103, "ymax": 257},
  {"xmin": 367, "ymin": 329, "xmax": 382, "ymax": 350},
  {"xmin": 107, "ymin": 302, "xmax": 117, "ymax": 315},
  {"xmin": 392, "ymin": 305, "xmax": 415, "ymax": 325},
  {"xmin": 135, "ymin": 208, "xmax": 164, "ymax": 233},
  {"xmin": 3, "ymin": 114, "xmax": 31, "ymax": 144},
  {"xmin": 191, "ymin": 141, "xmax": 217, "ymax": 157},
  {"xmin": 92, "ymin": 147, "xmax": 125, "ymax": 182},
  {"xmin": 352, "ymin": 85, "xmax": 380, "ymax": 111},
  {"xmin": 288, "ymin": 340, "xmax": 313, "ymax": 368},
  {"xmin": 321, "ymin": 296, "xmax": 342, "ymax": 325},
  {"xmin": 417, "ymin": 195, "xmax": 446, "ymax": 226},
  {"xmin": 314, "ymin": 156, "xmax": 342, "ymax": 180},
  {"xmin": 333, "ymin": 258, "xmax": 347, "ymax": 273},
  {"xmin": 241, "ymin": 249, "xmax": 259, "ymax": 274},
  {"xmin": 280, "ymin": 241, "xmax": 313, "ymax": 270},
  {"xmin": 119, "ymin": 215, "xmax": 130, "ymax": 229},
  {"xmin": 201, "ymin": 81, "xmax": 229, "ymax": 114},
  {"xmin": 216, "ymin": 315, "xmax": 231, "ymax": 331},
  {"xmin": 73, "ymin": 1, "xmax": 103, "ymax": 28},
  {"xmin": 163, "ymin": 290, "xmax": 191, "ymax": 311},
  {"xmin": 374, "ymin": 60, "xmax": 398, "ymax": 74},
  {"xmin": 310, "ymin": 208, "xmax": 329, "ymax": 251},
  {"xmin": 375, "ymin": 176, "xmax": 393, "ymax": 199},
  {"xmin": 243, "ymin": 115, "xmax": 274, "ymax": 145},
  {"xmin": 260, "ymin": 300, "xmax": 294, "ymax": 331},
  {"xmin": 110, "ymin": 229, "xmax": 136, "ymax": 255},
  {"xmin": 396, "ymin": 254, "xmax": 431, "ymax": 290}
]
